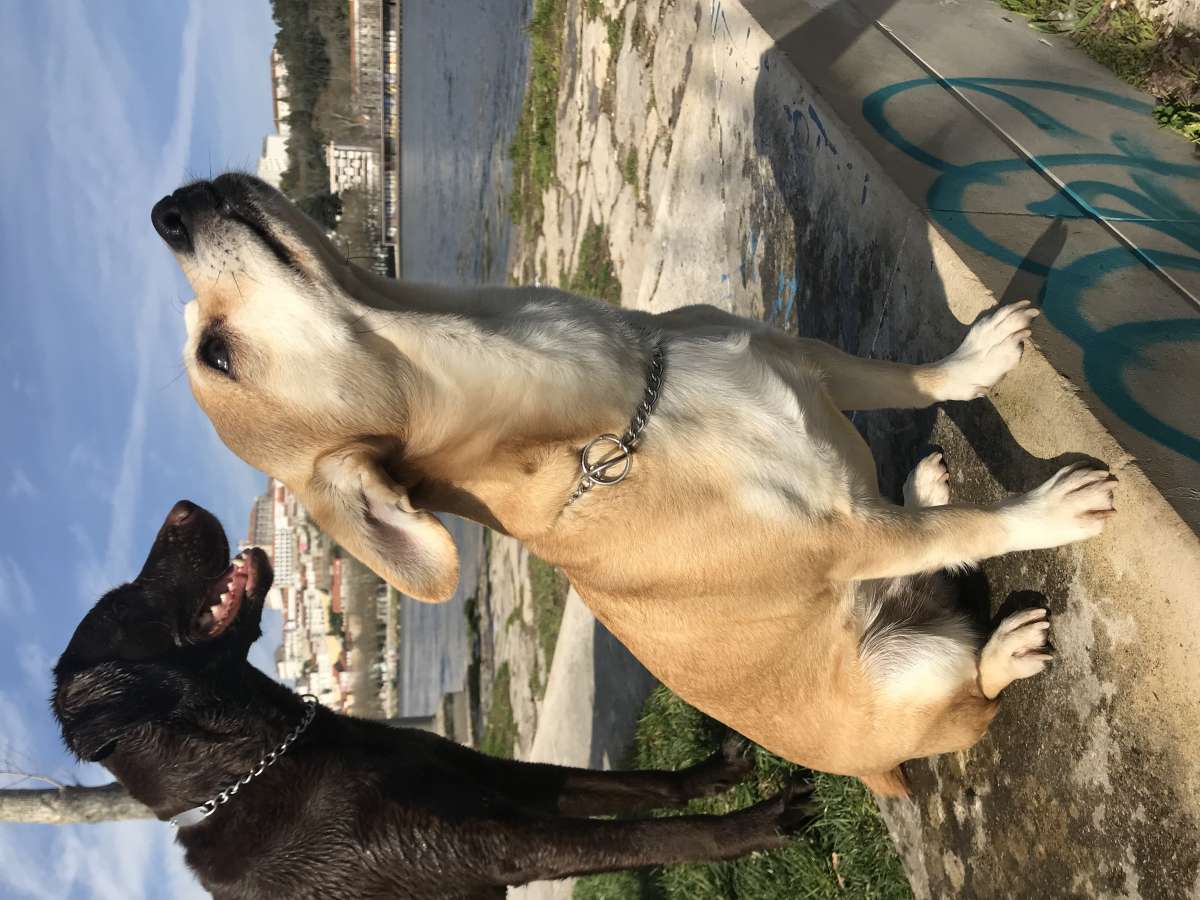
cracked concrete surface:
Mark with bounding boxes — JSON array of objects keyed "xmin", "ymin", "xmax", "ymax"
[{"xmin": 509, "ymin": 0, "xmax": 1200, "ymax": 896}]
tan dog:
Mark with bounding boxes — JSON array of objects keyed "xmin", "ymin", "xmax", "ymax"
[{"xmin": 153, "ymin": 174, "xmax": 1116, "ymax": 794}]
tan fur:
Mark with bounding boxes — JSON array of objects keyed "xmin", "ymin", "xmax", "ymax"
[{"xmin": 165, "ymin": 175, "xmax": 1117, "ymax": 790}]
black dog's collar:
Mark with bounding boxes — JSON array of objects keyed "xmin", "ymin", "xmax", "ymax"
[{"xmin": 170, "ymin": 694, "xmax": 318, "ymax": 828}]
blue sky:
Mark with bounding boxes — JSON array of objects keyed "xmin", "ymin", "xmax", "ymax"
[{"xmin": 0, "ymin": 2, "xmax": 280, "ymax": 896}]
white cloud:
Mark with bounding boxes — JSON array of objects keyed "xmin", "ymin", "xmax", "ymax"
[
  {"xmin": 63, "ymin": 0, "xmax": 204, "ymax": 597},
  {"xmin": 0, "ymin": 830, "xmax": 66, "ymax": 900},
  {"xmin": 0, "ymin": 820, "xmax": 208, "ymax": 900},
  {"xmin": 8, "ymin": 470, "xmax": 37, "ymax": 498},
  {"xmin": 17, "ymin": 642, "xmax": 55, "ymax": 700},
  {"xmin": 0, "ymin": 689, "xmax": 37, "ymax": 770},
  {"xmin": 0, "ymin": 558, "xmax": 35, "ymax": 619}
]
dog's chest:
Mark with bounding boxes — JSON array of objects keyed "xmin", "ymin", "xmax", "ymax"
[{"xmin": 658, "ymin": 340, "xmax": 880, "ymax": 521}]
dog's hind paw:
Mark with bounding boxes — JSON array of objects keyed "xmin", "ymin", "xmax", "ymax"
[
  {"xmin": 937, "ymin": 300, "xmax": 1039, "ymax": 401},
  {"xmin": 903, "ymin": 452, "xmax": 951, "ymax": 507},
  {"xmin": 978, "ymin": 607, "xmax": 1053, "ymax": 699},
  {"xmin": 682, "ymin": 734, "xmax": 755, "ymax": 798}
]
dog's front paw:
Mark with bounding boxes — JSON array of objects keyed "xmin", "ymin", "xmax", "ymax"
[
  {"xmin": 937, "ymin": 301, "xmax": 1039, "ymax": 401},
  {"xmin": 979, "ymin": 607, "xmax": 1053, "ymax": 698},
  {"xmin": 1001, "ymin": 462, "xmax": 1117, "ymax": 552},
  {"xmin": 903, "ymin": 452, "xmax": 951, "ymax": 507}
]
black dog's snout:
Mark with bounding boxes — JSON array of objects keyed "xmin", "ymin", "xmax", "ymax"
[
  {"xmin": 166, "ymin": 500, "xmax": 199, "ymax": 527},
  {"xmin": 151, "ymin": 182, "xmax": 219, "ymax": 253}
]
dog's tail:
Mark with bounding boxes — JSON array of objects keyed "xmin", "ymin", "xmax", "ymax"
[{"xmin": 859, "ymin": 766, "xmax": 910, "ymax": 798}]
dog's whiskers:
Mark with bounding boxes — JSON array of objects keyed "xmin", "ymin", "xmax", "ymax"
[
  {"xmin": 350, "ymin": 311, "xmax": 405, "ymax": 337},
  {"xmin": 160, "ymin": 366, "xmax": 189, "ymax": 391}
]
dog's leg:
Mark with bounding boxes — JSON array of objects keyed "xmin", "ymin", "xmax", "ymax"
[
  {"xmin": 795, "ymin": 301, "xmax": 1039, "ymax": 410},
  {"xmin": 830, "ymin": 462, "xmax": 1117, "ymax": 580},
  {"xmin": 436, "ymin": 731, "xmax": 754, "ymax": 816},
  {"xmin": 486, "ymin": 782, "xmax": 816, "ymax": 887},
  {"xmin": 546, "ymin": 733, "xmax": 755, "ymax": 816}
]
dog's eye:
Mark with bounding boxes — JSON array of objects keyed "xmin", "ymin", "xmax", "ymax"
[{"xmin": 198, "ymin": 334, "xmax": 232, "ymax": 376}]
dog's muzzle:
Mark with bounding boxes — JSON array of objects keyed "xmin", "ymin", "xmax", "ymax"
[{"xmin": 151, "ymin": 183, "xmax": 220, "ymax": 254}]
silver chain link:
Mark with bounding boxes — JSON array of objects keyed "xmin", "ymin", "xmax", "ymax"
[
  {"xmin": 568, "ymin": 341, "xmax": 665, "ymax": 505},
  {"xmin": 170, "ymin": 694, "xmax": 318, "ymax": 828}
]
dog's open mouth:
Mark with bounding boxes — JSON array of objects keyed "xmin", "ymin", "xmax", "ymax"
[{"xmin": 194, "ymin": 549, "xmax": 268, "ymax": 639}]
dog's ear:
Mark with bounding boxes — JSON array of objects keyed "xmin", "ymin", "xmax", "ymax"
[
  {"xmin": 299, "ymin": 448, "xmax": 460, "ymax": 602},
  {"xmin": 53, "ymin": 663, "xmax": 182, "ymax": 763}
]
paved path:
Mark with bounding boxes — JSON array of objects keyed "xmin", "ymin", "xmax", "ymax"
[{"xmin": 508, "ymin": 593, "xmax": 656, "ymax": 900}]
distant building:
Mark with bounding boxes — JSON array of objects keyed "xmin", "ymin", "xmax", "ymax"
[
  {"xmin": 269, "ymin": 46, "xmax": 291, "ymax": 138},
  {"xmin": 272, "ymin": 482, "xmax": 298, "ymax": 588},
  {"xmin": 381, "ymin": 1, "xmax": 400, "ymax": 249},
  {"xmin": 244, "ymin": 485, "xmax": 275, "ymax": 550},
  {"xmin": 256, "ymin": 133, "xmax": 290, "ymax": 188},
  {"xmin": 327, "ymin": 142, "xmax": 380, "ymax": 195},
  {"xmin": 255, "ymin": 48, "xmax": 292, "ymax": 188}
]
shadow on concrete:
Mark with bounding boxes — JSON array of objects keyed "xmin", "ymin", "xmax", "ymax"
[{"xmin": 588, "ymin": 619, "xmax": 657, "ymax": 769}]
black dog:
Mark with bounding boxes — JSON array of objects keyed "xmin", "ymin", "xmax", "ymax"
[{"xmin": 54, "ymin": 501, "xmax": 815, "ymax": 899}]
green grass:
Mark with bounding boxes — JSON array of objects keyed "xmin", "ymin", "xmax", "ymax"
[
  {"xmin": 574, "ymin": 688, "xmax": 913, "ymax": 900},
  {"xmin": 1155, "ymin": 103, "xmax": 1200, "ymax": 144},
  {"xmin": 568, "ymin": 220, "xmax": 622, "ymax": 305},
  {"xmin": 528, "ymin": 556, "xmax": 571, "ymax": 668},
  {"xmin": 1002, "ymin": 0, "xmax": 1156, "ymax": 79},
  {"xmin": 584, "ymin": 0, "xmax": 603, "ymax": 19},
  {"xmin": 509, "ymin": 0, "xmax": 569, "ymax": 230},
  {"xmin": 996, "ymin": 0, "xmax": 1199, "ymax": 144},
  {"xmin": 623, "ymin": 147, "xmax": 639, "ymax": 191},
  {"xmin": 480, "ymin": 662, "xmax": 518, "ymax": 759},
  {"xmin": 606, "ymin": 12, "xmax": 626, "ymax": 51}
]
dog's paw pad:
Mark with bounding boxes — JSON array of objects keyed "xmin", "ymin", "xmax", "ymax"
[{"xmin": 903, "ymin": 452, "xmax": 951, "ymax": 508}]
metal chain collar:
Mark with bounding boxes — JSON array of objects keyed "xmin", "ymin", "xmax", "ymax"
[
  {"xmin": 568, "ymin": 341, "xmax": 666, "ymax": 505},
  {"xmin": 170, "ymin": 694, "xmax": 318, "ymax": 828}
]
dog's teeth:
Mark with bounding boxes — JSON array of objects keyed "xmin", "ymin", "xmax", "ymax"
[{"xmin": 219, "ymin": 592, "xmax": 229, "ymax": 604}]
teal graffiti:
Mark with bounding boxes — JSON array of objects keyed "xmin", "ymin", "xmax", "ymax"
[{"xmin": 862, "ymin": 77, "xmax": 1200, "ymax": 461}]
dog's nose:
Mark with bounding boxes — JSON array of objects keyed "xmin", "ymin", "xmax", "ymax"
[
  {"xmin": 166, "ymin": 500, "xmax": 199, "ymax": 527},
  {"xmin": 151, "ymin": 195, "xmax": 192, "ymax": 253},
  {"xmin": 151, "ymin": 182, "xmax": 219, "ymax": 254}
]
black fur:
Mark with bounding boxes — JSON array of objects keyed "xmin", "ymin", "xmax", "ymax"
[{"xmin": 54, "ymin": 502, "xmax": 815, "ymax": 899}]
